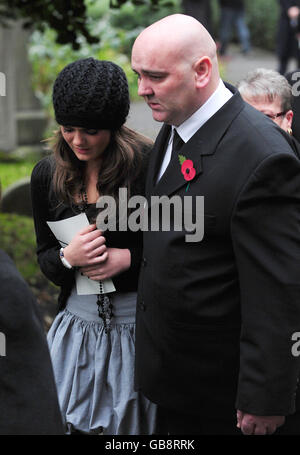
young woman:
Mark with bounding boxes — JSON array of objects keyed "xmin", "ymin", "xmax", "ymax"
[{"xmin": 30, "ymin": 58, "xmax": 157, "ymax": 435}]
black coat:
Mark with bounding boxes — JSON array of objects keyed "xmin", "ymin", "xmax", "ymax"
[
  {"xmin": 0, "ymin": 250, "xmax": 64, "ymax": 434},
  {"xmin": 135, "ymin": 85, "xmax": 300, "ymax": 420},
  {"xmin": 277, "ymin": 0, "xmax": 300, "ymax": 60},
  {"xmin": 219, "ymin": 0, "xmax": 245, "ymax": 9},
  {"xmin": 285, "ymin": 69, "xmax": 300, "ymax": 143}
]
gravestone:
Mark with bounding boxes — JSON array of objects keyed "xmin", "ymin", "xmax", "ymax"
[
  {"xmin": 0, "ymin": 23, "xmax": 17, "ymax": 152},
  {"xmin": 1, "ymin": 177, "xmax": 32, "ymax": 217},
  {"xmin": 0, "ymin": 21, "xmax": 47, "ymax": 152}
]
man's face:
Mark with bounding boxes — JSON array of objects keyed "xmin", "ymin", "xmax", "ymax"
[{"xmin": 131, "ymin": 42, "xmax": 199, "ymax": 127}]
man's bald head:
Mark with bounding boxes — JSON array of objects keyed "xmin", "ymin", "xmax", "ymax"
[
  {"xmin": 131, "ymin": 14, "xmax": 220, "ymax": 126},
  {"xmin": 133, "ymin": 14, "xmax": 218, "ymax": 65}
]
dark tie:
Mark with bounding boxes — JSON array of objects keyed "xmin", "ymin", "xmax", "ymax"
[{"xmin": 171, "ymin": 129, "xmax": 184, "ymax": 161}]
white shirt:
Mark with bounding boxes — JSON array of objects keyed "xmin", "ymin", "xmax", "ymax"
[{"xmin": 157, "ymin": 80, "xmax": 233, "ymax": 182}]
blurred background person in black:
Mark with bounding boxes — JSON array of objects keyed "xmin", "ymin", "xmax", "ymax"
[
  {"xmin": 277, "ymin": 1, "xmax": 300, "ymax": 74},
  {"xmin": 218, "ymin": 0, "xmax": 251, "ymax": 56},
  {"xmin": 0, "ymin": 181, "xmax": 64, "ymax": 435},
  {"xmin": 182, "ymin": 0, "xmax": 213, "ymax": 35},
  {"xmin": 285, "ymin": 69, "xmax": 300, "ymax": 142}
]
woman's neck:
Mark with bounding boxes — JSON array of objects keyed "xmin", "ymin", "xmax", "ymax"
[{"xmin": 83, "ymin": 161, "xmax": 101, "ymax": 203}]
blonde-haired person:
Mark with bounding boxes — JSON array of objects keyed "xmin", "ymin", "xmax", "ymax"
[
  {"xmin": 238, "ymin": 68, "xmax": 300, "ymax": 157},
  {"xmin": 238, "ymin": 68, "xmax": 293, "ymax": 132},
  {"xmin": 30, "ymin": 58, "xmax": 157, "ymax": 435}
]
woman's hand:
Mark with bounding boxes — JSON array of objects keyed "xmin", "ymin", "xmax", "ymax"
[
  {"xmin": 80, "ymin": 248, "xmax": 131, "ymax": 281},
  {"xmin": 63, "ymin": 224, "xmax": 107, "ymax": 267}
]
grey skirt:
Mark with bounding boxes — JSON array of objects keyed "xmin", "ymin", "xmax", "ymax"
[{"xmin": 47, "ymin": 288, "xmax": 157, "ymax": 435}]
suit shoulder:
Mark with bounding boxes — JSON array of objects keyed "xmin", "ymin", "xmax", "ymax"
[{"xmin": 235, "ymin": 103, "xmax": 298, "ymax": 160}]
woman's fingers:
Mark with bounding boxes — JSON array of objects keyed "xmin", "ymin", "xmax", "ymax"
[
  {"xmin": 78, "ymin": 223, "xmax": 98, "ymax": 234},
  {"xmin": 64, "ymin": 225, "xmax": 106, "ymax": 267},
  {"xmin": 86, "ymin": 236, "xmax": 106, "ymax": 255},
  {"xmin": 80, "ymin": 252, "xmax": 109, "ymax": 278}
]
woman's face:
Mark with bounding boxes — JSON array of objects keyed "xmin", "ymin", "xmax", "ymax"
[
  {"xmin": 60, "ymin": 126, "xmax": 111, "ymax": 165},
  {"xmin": 242, "ymin": 96, "xmax": 293, "ymax": 132}
]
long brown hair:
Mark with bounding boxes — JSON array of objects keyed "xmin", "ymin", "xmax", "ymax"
[{"xmin": 48, "ymin": 126, "xmax": 152, "ymax": 206}]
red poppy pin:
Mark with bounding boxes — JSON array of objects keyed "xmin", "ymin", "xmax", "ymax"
[{"xmin": 178, "ymin": 154, "xmax": 196, "ymax": 191}]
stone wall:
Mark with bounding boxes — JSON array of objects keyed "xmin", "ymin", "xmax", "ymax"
[{"xmin": 0, "ymin": 21, "xmax": 47, "ymax": 153}]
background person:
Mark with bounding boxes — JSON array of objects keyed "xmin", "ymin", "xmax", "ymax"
[
  {"xmin": 285, "ymin": 68, "xmax": 300, "ymax": 142},
  {"xmin": 0, "ymin": 181, "xmax": 64, "ymax": 435},
  {"xmin": 31, "ymin": 58, "xmax": 157, "ymax": 435},
  {"xmin": 237, "ymin": 68, "xmax": 294, "ymax": 132},
  {"xmin": 238, "ymin": 68, "xmax": 300, "ymax": 155},
  {"xmin": 218, "ymin": 0, "xmax": 251, "ymax": 56},
  {"xmin": 131, "ymin": 13, "xmax": 300, "ymax": 436},
  {"xmin": 277, "ymin": 1, "xmax": 300, "ymax": 74}
]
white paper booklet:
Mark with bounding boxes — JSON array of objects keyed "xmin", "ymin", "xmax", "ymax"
[{"xmin": 47, "ymin": 213, "xmax": 116, "ymax": 295}]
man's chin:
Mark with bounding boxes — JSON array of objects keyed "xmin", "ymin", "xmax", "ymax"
[{"xmin": 151, "ymin": 110, "xmax": 168, "ymax": 123}]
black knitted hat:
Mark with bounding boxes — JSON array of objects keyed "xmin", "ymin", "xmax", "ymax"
[{"xmin": 52, "ymin": 58, "xmax": 130, "ymax": 130}]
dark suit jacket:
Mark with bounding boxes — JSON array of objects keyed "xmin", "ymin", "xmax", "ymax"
[
  {"xmin": 0, "ymin": 250, "xmax": 64, "ymax": 434},
  {"xmin": 135, "ymin": 85, "xmax": 300, "ymax": 418}
]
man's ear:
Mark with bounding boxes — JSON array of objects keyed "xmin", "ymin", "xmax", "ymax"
[{"xmin": 194, "ymin": 56, "xmax": 212, "ymax": 89}]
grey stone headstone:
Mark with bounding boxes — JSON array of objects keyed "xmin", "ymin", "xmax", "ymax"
[
  {"xmin": 0, "ymin": 23, "xmax": 17, "ymax": 152},
  {"xmin": 0, "ymin": 21, "xmax": 47, "ymax": 153},
  {"xmin": 1, "ymin": 177, "xmax": 32, "ymax": 217}
]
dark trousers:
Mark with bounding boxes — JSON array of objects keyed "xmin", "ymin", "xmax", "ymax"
[
  {"xmin": 156, "ymin": 406, "xmax": 241, "ymax": 435},
  {"xmin": 156, "ymin": 406, "xmax": 300, "ymax": 436},
  {"xmin": 219, "ymin": 7, "xmax": 251, "ymax": 55}
]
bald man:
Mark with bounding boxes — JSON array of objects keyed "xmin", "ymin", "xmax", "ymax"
[{"xmin": 131, "ymin": 14, "xmax": 300, "ymax": 435}]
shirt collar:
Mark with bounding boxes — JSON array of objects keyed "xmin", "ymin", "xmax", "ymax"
[{"xmin": 174, "ymin": 80, "xmax": 233, "ymax": 143}]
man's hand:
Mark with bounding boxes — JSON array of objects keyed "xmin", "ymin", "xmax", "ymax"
[{"xmin": 237, "ymin": 410, "xmax": 285, "ymax": 435}]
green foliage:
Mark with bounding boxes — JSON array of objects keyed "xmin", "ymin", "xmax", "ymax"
[
  {"xmin": 110, "ymin": 0, "xmax": 176, "ymax": 8},
  {"xmin": 0, "ymin": 161, "xmax": 35, "ymax": 190},
  {"xmin": 0, "ymin": 0, "xmax": 99, "ymax": 49},
  {"xmin": 0, "ymin": 149, "xmax": 40, "ymax": 190},
  {"xmin": 28, "ymin": 0, "xmax": 181, "ymax": 126},
  {"xmin": 0, "ymin": 212, "xmax": 40, "ymax": 282},
  {"xmin": 211, "ymin": 0, "xmax": 279, "ymax": 51},
  {"xmin": 245, "ymin": 0, "xmax": 279, "ymax": 51},
  {"xmin": 109, "ymin": 0, "xmax": 181, "ymax": 56},
  {"xmin": 0, "ymin": 211, "xmax": 59, "ymax": 329}
]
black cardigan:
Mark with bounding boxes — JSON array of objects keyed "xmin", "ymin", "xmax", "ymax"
[{"xmin": 30, "ymin": 148, "xmax": 150, "ymax": 313}]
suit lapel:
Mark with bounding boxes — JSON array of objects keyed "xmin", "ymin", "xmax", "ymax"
[
  {"xmin": 149, "ymin": 87, "xmax": 245, "ymax": 197},
  {"xmin": 153, "ymin": 133, "xmax": 204, "ymax": 196},
  {"xmin": 146, "ymin": 124, "xmax": 171, "ymax": 197}
]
